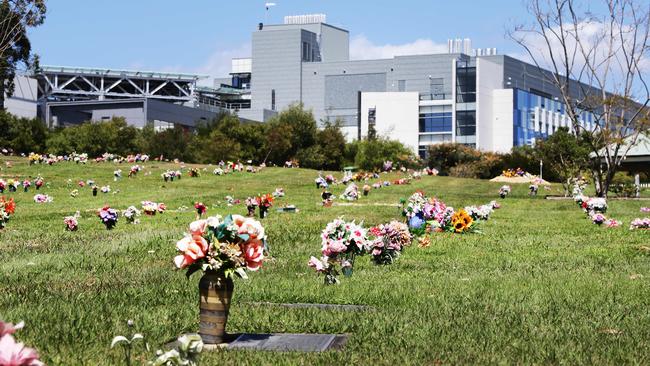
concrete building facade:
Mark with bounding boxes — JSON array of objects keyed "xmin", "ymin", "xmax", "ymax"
[{"xmin": 233, "ymin": 15, "xmax": 598, "ymax": 156}]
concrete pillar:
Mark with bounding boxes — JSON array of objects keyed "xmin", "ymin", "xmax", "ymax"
[{"xmin": 635, "ymin": 173, "xmax": 640, "ymax": 198}]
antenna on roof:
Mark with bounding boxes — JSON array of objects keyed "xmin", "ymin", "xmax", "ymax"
[{"xmin": 264, "ymin": 2, "xmax": 276, "ymax": 24}]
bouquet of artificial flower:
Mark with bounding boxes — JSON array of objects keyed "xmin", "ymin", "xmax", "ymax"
[
  {"xmin": 630, "ymin": 218, "xmax": 650, "ymax": 230},
  {"xmin": 33, "ymin": 194, "xmax": 53, "ymax": 203},
  {"xmin": 0, "ymin": 196, "xmax": 16, "ymax": 229},
  {"xmin": 114, "ymin": 170, "xmax": 122, "ymax": 181},
  {"xmin": 585, "ymin": 197, "xmax": 607, "ymax": 213},
  {"xmin": 591, "ymin": 212, "xmax": 606, "ymax": 225},
  {"xmin": 129, "ymin": 165, "xmax": 142, "ymax": 177},
  {"xmin": 309, "ymin": 217, "xmax": 370, "ymax": 284},
  {"xmin": 98, "ymin": 206, "xmax": 119, "ymax": 229},
  {"xmin": 272, "ymin": 188, "xmax": 285, "ymax": 198},
  {"xmin": 315, "ymin": 176, "xmax": 327, "ymax": 189},
  {"xmin": 640, "ymin": 207, "xmax": 650, "ymax": 213},
  {"xmin": 157, "ymin": 203, "xmax": 167, "ymax": 213},
  {"xmin": 173, "ymin": 214, "xmax": 265, "ymax": 279},
  {"xmin": 424, "ymin": 167, "xmax": 439, "ymax": 176},
  {"xmin": 340, "ymin": 183, "xmax": 359, "ymax": 201},
  {"xmin": 383, "ymin": 160, "xmax": 393, "ymax": 171},
  {"xmin": 213, "ymin": 168, "xmax": 224, "ymax": 176},
  {"xmin": 34, "ymin": 177, "xmax": 44, "ymax": 190},
  {"xmin": 402, "ymin": 191, "xmax": 428, "ymax": 220},
  {"xmin": 464, "ymin": 204, "xmax": 494, "ymax": 221},
  {"xmin": 490, "ymin": 200, "xmax": 501, "ymax": 209},
  {"xmin": 499, "ymin": 185, "xmax": 511, "ymax": 198},
  {"xmin": 362, "ymin": 184, "xmax": 371, "ymax": 196},
  {"xmin": 256, "ymin": 194, "xmax": 274, "ymax": 219},
  {"xmin": 369, "ymin": 220, "xmax": 412, "ymax": 265},
  {"xmin": 244, "ymin": 197, "xmax": 258, "ymax": 217},
  {"xmin": 324, "ymin": 175, "xmax": 336, "ymax": 184},
  {"xmin": 372, "ymin": 182, "xmax": 381, "ymax": 189},
  {"xmin": 64, "ymin": 212, "xmax": 80, "ymax": 231},
  {"xmin": 141, "ymin": 201, "xmax": 159, "ymax": 216},
  {"xmin": 101, "ymin": 185, "xmax": 111, "ymax": 194},
  {"xmin": 122, "ymin": 206, "xmax": 141, "ymax": 224},
  {"xmin": 605, "ymin": 219, "xmax": 621, "ymax": 228},
  {"xmin": 0, "ymin": 179, "xmax": 5, "ymax": 193},
  {"xmin": 188, "ymin": 168, "xmax": 200, "ymax": 178},
  {"xmin": 194, "ymin": 202, "xmax": 207, "ymax": 218},
  {"xmin": 22, "ymin": 179, "xmax": 31, "ymax": 192}
]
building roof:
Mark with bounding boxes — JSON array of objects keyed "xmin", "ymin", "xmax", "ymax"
[
  {"xmin": 593, "ymin": 132, "xmax": 650, "ymax": 161},
  {"xmin": 38, "ymin": 65, "xmax": 208, "ymax": 81}
]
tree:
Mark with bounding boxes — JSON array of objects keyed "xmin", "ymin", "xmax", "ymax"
[
  {"xmin": 0, "ymin": 0, "xmax": 46, "ymax": 109},
  {"xmin": 509, "ymin": 0, "xmax": 650, "ymax": 197},
  {"xmin": 316, "ymin": 120, "xmax": 346, "ymax": 170},
  {"xmin": 536, "ymin": 127, "xmax": 591, "ymax": 194}
]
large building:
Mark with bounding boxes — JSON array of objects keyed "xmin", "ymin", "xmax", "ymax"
[{"xmin": 226, "ymin": 14, "xmax": 597, "ymax": 156}]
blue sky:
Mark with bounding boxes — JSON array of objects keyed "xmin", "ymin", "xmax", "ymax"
[{"xmin": 29, "ymin": 1, "xmax": 531, "ymax": 80}]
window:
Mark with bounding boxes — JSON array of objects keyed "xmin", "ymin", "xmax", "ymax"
[
  {"xmin": 455, "ymin": 110, "xmax": 476, "ymax": 136},
  {"xmin": 271, "ymin": 89, "xmax": 276, "ymax": 111},
  {"xmin": 456, "ymin": 67, "xmax": 476, "ymax": 103},
  {"xmin": 419, "ymin": 112, "xmax": 452, "ymax": 132},
  {"xmin": 398, "ymin": 80, "xmax": 406, "ymax": 92},
  {"xmin": 302, "ymin": 42, "xmax": 311, "ymax": 62},
  {"xmin": 429, "ymin": 78, "xmax": 445, "ymax": 100}
]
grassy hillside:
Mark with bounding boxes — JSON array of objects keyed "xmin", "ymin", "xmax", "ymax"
[{"xmin": 1, "ymin": 156, "xmax": 649, "ymax": 365}]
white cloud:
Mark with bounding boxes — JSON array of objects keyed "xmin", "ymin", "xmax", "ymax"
[
  {"xmin": 196, "ymin": 43, "xmax": 251, "ymax": 85},
  {"xmin": 349, "ymin": 34, "xmax": 448, "ymax": 60}
]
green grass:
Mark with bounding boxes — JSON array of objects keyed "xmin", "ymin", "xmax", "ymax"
[{"xmin": 1, "ymin": 156, "xmax": 650, "ymax": 365}]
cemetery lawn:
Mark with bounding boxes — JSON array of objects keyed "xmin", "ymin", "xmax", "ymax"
[{"xmin": 2, "ymin": 156, "xmax": 650, "ymax": 365}]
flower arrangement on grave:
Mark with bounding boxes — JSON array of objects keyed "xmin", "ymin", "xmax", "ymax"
[
  {"xmin": 362, "ymin": 184, "xmax": 371, "ymax": 196},
  {"xmin": 424, "ymin": 167, "xmax": 439, "ymax": 176},
  {"xmin": 502, "ymin": 168, "xmax": 527, "ymax": 177},
  {"xmin": 641, "ymin": 207, "xmax": 650, "ymax": 213},
  {"xmin": 630, "ymin": 218, "xmax": 650, "ymax": 230},
  {"xmin": 0, "ymin": 180, "xmax": 5, "ymax": 193},
  {"xmin": 591, "ymin": 212, "xmax": 607, "ymax": 225},
  {"xmin": 114, "ymin": 170, "xmax": 122, "ymax": 181},
  {"xmin": 0, "ymin": 197, "xmax": 15, "ymax": 230},
  {"xmin": 308, "ymin": 217, "xmax": 371, "ymax": 284},
  {"xmin": 0, "ymin": 320, "xmax": 43, "ymax": 366},
  {"xmin": 499, "ymin": 185, "xmax": 511, "ymax": 198},
  {"xmin": 244, "ymin": 197, "xmax": 258, "ymax": 217},
  {"xmin": 340, "ymin": 183, "xmax": 359, "ymax": 201},
  {"xmin": 584, "ymin": 197, "xmax": 607, "ymax": 214},
  {"xmin": 256, "ymin": 194, "xmax": 274, "ymax": 219},
  {"xmin": 33, "ymin": 194, "xmax": 52, "ymax": 203},
  {"xmin": 213, "ymin": 168, "xmax": 224, "ymax": 176},
  {"xmin": 128, "ymin": 165, "xmax": 142, "ymax": 178},
  {"xmin": 122, "ymin": 206, "xmax": 141, "ymax": 224},
  {"xmin": 315, "ymin": 176, "xmax": 328, "ymax": 189},
  {"xmin": 28, "ymin": 153, "xmax": 41, "ymax": 165},
  {"xmin": 372, "ymin": 182, "xmax": 381, "ymax": 189},
  {"xmin": 369, "ymin": 220, "xmax": 412, "ymax": 265},
  {"xmin": 324, "ymin": 174, "xmax": 336, "ymax": 184},
  {"xmin": 401, "ymin": 191, "xmax": 477, "ymax": 237},
  {"xmin": 194, "ymin": 202, "xmax": 207, "ymax": 218},
  {"xmin": 529, "ymin": 183, "xmax": 539, "ymax": 196},
  {"xmin": 173, "ymin": 214, "xmax": 266, "ymax": 344},
  {"xmin": 140, "ymin": 201, "xmax": 158, "ymax": 215},
  {"xmin": 605, "ymin": 219, "xmax": 622, "ymax": 228},
  {"xmin": 70, "ymin": 189, "xmax": 79, "ymax": 198},
  {"xmin": 7, "ymin": 179, "xmax": 17, "ymax": 192},
  {"xmin": 98, "ymin": 206, "xmax": 119, "ymax": 229},
  {"xmin": 383, "ymin": 160, "xmax": 393, "ymax": 172},
  {"xmin": 157, "ymin": 203, "xmax": 167, "ymax": 213},
  {"xmin": 22, "ymin": 179, "xmax": 31, "ymax": 192},
  {"xmin": 64, "ymin": 213, "xmax": 80, "ymax": 231},
  {"xmin": 464, "ymin": 203, "xmax": 495, "ymax": 221},
  {"xmin": 393, "ymin": 178, "xmax": 411, "ymax": 185},
  {"xmin": 78, "ymin": 180, "xmax": 86, "ymax": 188},
  {"xmin": 100, "ymin": 185, "xmax": 110, "ymax": 194},
  {"xmin": 188, "ymin": 168, "xmax": 200, "ymax": 178},
  {"xmin": 34, "ymin": 177, "xmax": 44, "ymax": 190},
  {"xmin": 272, "ymin": 187, "xmax": 285, "ymax": 198}
]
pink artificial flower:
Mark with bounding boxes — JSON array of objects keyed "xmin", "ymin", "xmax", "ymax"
[
  {"xmin": 641, "ymin": 207, "xmax": 650, "ymax": 213},
  {"xmin": 189, "ymin": 220, "xmax": 207, "ymax": 236},
  {"xmin": 0, "ymin": 321, "xmax": 23, "ymax": 337},
  {"xmin": 243, "ymin": 240, "xmax": 264, "ymax": 271},
  {"xmin": 308, "ymin": 256, "xmax": 325, "ymax": 271},
  {"xmin": 0, "ymin": 334, "xmax": 43, "ymax": 366},
  {"xmin": 173, "ymin": 235, "xmax": 209, "ymax": 269},
  {"xmin": 324, "ymin": 240, "xmax": 347, "ymax": 255}
]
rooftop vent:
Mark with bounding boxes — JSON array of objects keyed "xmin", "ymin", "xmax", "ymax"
[{"xmin": 284, "ymin": 14, "xmax": 327, "ymax": 25}]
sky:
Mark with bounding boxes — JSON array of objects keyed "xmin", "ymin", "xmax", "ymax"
[{"xmin": 28, "ymin": 1, "xmax": 534, "ymax": 82}]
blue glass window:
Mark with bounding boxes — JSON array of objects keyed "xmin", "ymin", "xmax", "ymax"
[{"xmin": 419, "ymin": 112, "xmax": 452, "ymax": 132}]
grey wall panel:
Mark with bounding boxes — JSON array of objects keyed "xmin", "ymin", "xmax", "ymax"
[
  {"xmin": 147, "ymin": 99, "xmax": 217, "ymax": 127},
  {"xmin": 324, "ymin": 73, "xmax": 386, "ymax": 110}
]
